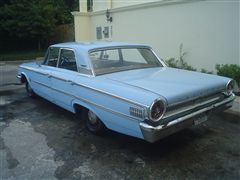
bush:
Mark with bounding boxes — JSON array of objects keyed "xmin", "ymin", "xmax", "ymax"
[
  {"xmin": 165, "ymin": 44, "xmax": 196, "ymax": 71},
  {"xmin": 200, "ymin": 68, "xmax": 213, "ymax": 74},
  {"xmin": 0, "ymin": 50, "xmax": 45, "ymax": 61},
  {"xmin": 216, "ymin": 64, "xmax": 240, "ymax": 86}
]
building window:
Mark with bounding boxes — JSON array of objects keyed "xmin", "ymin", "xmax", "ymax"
[
  {"xmin": 103, "ymin": 26, "xmax": 109, "ymax": 38},
  {"xmin": 96, "ymin": 27, "xmax": 102, "ymax": 40},
  {"xmin": 87, "ymin": 0, "xmax": 93, "ymax": 12}
]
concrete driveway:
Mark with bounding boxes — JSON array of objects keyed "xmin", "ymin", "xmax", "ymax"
[{"xmin": 1, "ymin": 62, "xmax": 240, "ymax": 179}]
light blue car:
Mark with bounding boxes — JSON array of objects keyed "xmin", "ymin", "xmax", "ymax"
[{"xmin": 17, "ymin": 42, "xmax": 235, "ymax": 142}]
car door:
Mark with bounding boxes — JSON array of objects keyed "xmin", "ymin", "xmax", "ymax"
[
  {"xmin": 31, "ymin": 47, "xmax": 60, "ymax": 101},
  {"xmin": 50, "ymin": 48, "xmax": 79, "ymax": 112}
]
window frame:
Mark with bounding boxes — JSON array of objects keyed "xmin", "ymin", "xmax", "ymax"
[
  {"xmin": 88, "ymin": 46, "xmax": 165, "ymax": 76},
  {"xmin": 57, "ymin": 48, "xmax": 79, "ymax": 72},
  {"xmin": 43, "ymin": 47, "xmax": 60, "ymax": 67}
]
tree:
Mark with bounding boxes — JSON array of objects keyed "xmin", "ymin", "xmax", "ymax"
[
  {"xmin": 0, "ymin": 0, "xmax": 73, "ymax": 50},
  {"xmin": 62, "ymin": 0, "xmax": 79, "ymax": 11}
]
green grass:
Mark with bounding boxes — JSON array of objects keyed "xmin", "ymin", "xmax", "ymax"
[{"xmin": 0, "ymin": 50, "xmax": 45, "ymax": 61}]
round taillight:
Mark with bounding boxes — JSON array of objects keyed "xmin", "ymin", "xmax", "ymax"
[
  {"xmin": 149, "ymin": 99, "xmax": 166, "ymax": 122},
  {"xmin": 225, "ymin": 80, "xmax": 234, "ymax": 96}
]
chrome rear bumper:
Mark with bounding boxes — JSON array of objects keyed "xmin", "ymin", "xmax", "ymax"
[{"xmin": 140, "ymin": 94, "xmax": 235, "ymax": 143}]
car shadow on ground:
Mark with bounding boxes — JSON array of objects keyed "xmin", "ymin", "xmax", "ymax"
[
  {"xmin": 26, "ymin": 95, "xmax": 226, "ymax": 153},
  {"xmin": 2, "ymin": 92, "xmax": 240, "ymax": 179},
  {"xmin": 4, "ymin": 92, "xmax": 240, "ymax": 153}
]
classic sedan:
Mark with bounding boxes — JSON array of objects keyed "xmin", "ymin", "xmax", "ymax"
[{"xmin": 17, "ymin": 42, "xmax": 235, "ymax": 142}]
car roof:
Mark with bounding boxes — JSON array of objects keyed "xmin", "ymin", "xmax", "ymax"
[{"xmin": 50, "ymin": 41, "xmax": 150, "ymax": 52}]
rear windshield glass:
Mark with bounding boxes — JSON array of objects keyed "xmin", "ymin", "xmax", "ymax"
[{"xmin": 89, "ymin": 47, "xmax": 163, "ymax": 75}]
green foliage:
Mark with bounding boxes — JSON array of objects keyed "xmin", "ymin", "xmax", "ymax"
[
  {"xmin": 0, "ymin": 50, "xmax": 45, "ymax": 61},
  {"xmin": 200, "ymin": 68, "xmax": 213, "ymax": 74},
  {"xmin": 165, "ymin": 44, "xmax": 197, "ymax": 71},
  {"xmin": 216, "ymin": 64, "xmax": 240, "ymax": 86},
  {"xmin": 0, "ymin": 0, "xmax": 73, "ymax": 50},
  {"xmin": 165, "ymin": 58, "xmax": 179, "ymax": 68}
]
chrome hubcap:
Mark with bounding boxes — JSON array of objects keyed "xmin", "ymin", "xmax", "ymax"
[{"xmin": 88, "ymin": 110, "xmax": 98, "ymax": 124}]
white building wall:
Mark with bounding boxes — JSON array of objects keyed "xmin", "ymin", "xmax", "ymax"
[
  {"xmin": 112, "ymin": 0, "xmax": 159, "ymax": 8},
  {"xmin": 73, "ymin": 13, "xmax": 91, "ymax": 41},
  {"xmin": 92, "ymin": 0, "xmax": 109, "ymax": 11},
  {"xmin": 74, "ymin": 0, "xmax": 239, "ymax": 71}
]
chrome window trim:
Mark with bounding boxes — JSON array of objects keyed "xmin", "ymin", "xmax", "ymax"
[
  {"xmin": 88, "ymin": 46, "xmax": 165, "ymax": 76},
  {"xmin": 149, "ymin": 48, "xmax": 167, "ymax": 67},
  {"xmin": 57, "ymin": 48, "xmax": 79, "ymax": 73},
  {"xmin": 44, "ymin": 47, "xmax": 94, "ymax": 77},
  {"xmin": 88, "ymin": 45, "xmax": 152, "ymax": 53},
  {"xmin": 43, "ymin": 46, "xmax": 60, "ymax": 67}
]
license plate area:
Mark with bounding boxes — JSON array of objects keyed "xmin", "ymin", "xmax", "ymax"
[{"xmin": 194, "ymin": 113, "xmax": 208, "ymax": 125}]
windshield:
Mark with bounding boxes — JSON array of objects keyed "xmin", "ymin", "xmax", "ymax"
[{"xmin": 89, "ymin": 47, "xmax": 163, "ymax": 75}]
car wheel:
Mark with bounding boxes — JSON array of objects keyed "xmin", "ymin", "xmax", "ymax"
[
  {"xmin": 83, "ymin": 109, "xmax": 106, "ymax": 135},
  {"xmin": 25, "ymin": 81, "xmax": 36, "ymax": 98}
]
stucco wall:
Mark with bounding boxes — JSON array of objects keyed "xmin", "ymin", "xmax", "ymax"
[
  {"xmin": 112, "ymin": 0, "xmax": 159, "ymax": 9},
  {"xmin": 73, "ymin": 14, "xmax": 90, "ymax": 41},
  {"xmin": 74, "ymin": 0, "xmax": 239, "ymax": 71}
]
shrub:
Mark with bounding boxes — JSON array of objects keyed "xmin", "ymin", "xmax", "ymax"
[
  {"xmin": 200, "ymin": 68, "xmax": 213, "ymax": 74},
  {"xmin": 165, "ymin": 44, "xmax": 196, "ymax": 71},
  {"xmin": 216, "ymin": 64, "xmax": 240, "ymax": 86}
]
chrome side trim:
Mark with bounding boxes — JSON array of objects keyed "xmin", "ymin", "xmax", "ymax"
[
  {"xmin": 73, "ymin": 82, "xmax": 147, "ymax": 108},
  {"xmin": 31, "ymin": 79, "xmax": 143, "ymax": 122},
  {"xmin": 50, "ymin": 75, "xmax": 69, "ymax": 82},
  {"xmin": 19, "ymin": 66, "xmax": 147, "ymax": 108},
  {"xmin": 167, "ymin": 90, "xmax": 225, "ymax": 108},
  {"xmin": 20, "ymin": 66, "xmax": 48, "ymax": 76},
  {"xmin": 163, "ymin": 96, "xmax": 221, "ymax": 119},
  {"xmin": 32, "ymin": 80, "xmax": 51, "ymax": 89}
]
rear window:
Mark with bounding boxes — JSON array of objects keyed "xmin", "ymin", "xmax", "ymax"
[{"xmin": 89, "ymin": 47, "xmax": 163, "ymax": 75}]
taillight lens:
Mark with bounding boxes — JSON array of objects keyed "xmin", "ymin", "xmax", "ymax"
[
  {"xmin": 149, "ymin": 99, "xmax": 166, "ymax": 122},
  {"xmin": 225, "ymin": 80, "xmax": 234, "ymax": 96}
]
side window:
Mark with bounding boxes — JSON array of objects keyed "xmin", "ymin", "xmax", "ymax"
[
  {"xmin": 58, "ymin": 49, "xmax": 78, "ymax": 72},
  {"xmin": 44, "ymin": 47, "xmax": 60, "ymax": 67}
]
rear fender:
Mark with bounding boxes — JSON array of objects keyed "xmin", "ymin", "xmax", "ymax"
[{"xmin": 72, "ymin": 99, "xmax": 102, "ymax": 119}]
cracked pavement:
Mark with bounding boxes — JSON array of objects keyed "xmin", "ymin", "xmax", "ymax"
[{"xmin": 0, "ymin": 61, "xmax": 240, "ymax": 179}]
